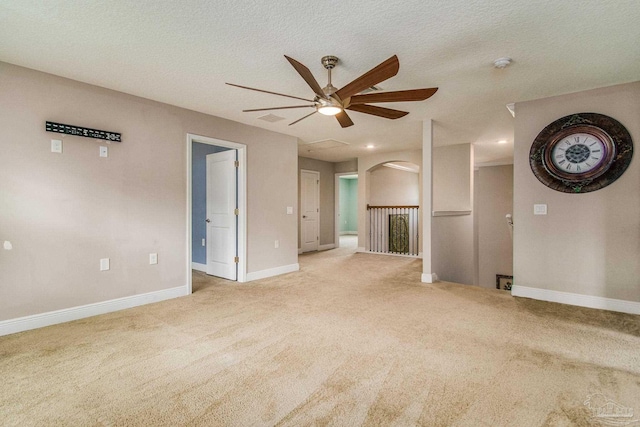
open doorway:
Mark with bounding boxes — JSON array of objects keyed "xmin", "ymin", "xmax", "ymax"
[
  {"xmin": 187, "ymin": 134, "xmax": 247, "ymax": 293},
  {"xmin": 334, "ymin": 172, "xmax": 358, "ymax": 248},
  {"xmin": 366, "ymin": 162, "xmax": 420, "ymax": 256}
]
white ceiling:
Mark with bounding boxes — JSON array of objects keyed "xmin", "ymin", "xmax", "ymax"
[{"xmin": 1, "ymin": 1, "xmax": 639, "ymax": 164}]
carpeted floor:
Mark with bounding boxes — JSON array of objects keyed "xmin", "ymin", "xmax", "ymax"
[{"xmin": 1, "ymin": 245, "xmax": 639, "ymax": 426}]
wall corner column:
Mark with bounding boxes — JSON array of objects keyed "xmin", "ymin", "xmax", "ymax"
[{"xmin": 422, "ymin": 119, "xmax": 437, "ymax": 283}]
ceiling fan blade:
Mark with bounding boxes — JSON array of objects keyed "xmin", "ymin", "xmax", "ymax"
[
  {"xmin": 242, "ymin": 105, "xmax": 315, "ymax": 112},
  {"xmin": 289, "ymin": 111, "xmax": 318, "ymax": 126},
  {"xmin": 284, "ymin": 55, "xmax": 327, "ymax": 99},
  {"xmin": 335, "ymin": 110, "xmax": 354, "ymax": 128},
  {"xmin": 346, "ymin": 104, "xmax": 408, "ymax": 119},
  {"xmin": 226, "ymin": 83, "xmax": 314, "ymax": 102},
  {"xmin": 348, "ymin": 88, "xmax": 438, "ymax": 105},
  {"xmin": 335, "ymin": 55, "xmax": 400, "ymax": 101}
]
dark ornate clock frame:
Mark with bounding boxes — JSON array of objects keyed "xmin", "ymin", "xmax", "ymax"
[{"xmin": 529, "ymin": 113, "xmax": 633, "ymax": 193}]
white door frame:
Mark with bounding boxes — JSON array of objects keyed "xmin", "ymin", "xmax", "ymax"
[
  {"xmin": 187, "ymin": 134, "xmax": 247, "ymax": 292},
  {"xmin": 334, "ymin": 171, "xmax": 358, "ymax": 248},
  {"xmin": 300, "ymin": 169, "xmax": 320, "ymax": 253}
]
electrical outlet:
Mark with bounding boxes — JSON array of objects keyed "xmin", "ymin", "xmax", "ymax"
[
  {"xmin": 274, "ymin": 240, "xmax": 279, "ymax": 249},
  {"xmin": 286, "ymin": 206, "xmax": 293, "ymax": 215},
  {"xmin": 100, "ymin": 146, "xmax": 108, "ymax": 158},
  {"xmin": 100, "ymin": 258, "xmax": 110, "ymax": 271},
  {"xmin": 51, "ymin": 139, "xmax": 62, "ymax": 153},
  {"xmin": 201, "ymin": 238, "xmax": 206, "ymax": 247},
  {"xmin": 3, "ymin": 241, "xmax": 12, "ymax": 250},
  {"xmin": 149, "ymin": 253, "xmax": 158, "ymax": 265}
]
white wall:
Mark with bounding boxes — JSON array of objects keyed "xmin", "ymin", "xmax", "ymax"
[
  {"xmin": 513, "ymin": 81, "xmax": 640, "ymax": 308},
  {"xmin": 0, "ymin": 62, "xmax": 298, "ymax": 322}
]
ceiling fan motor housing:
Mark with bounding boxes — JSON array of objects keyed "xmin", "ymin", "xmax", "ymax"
[{"xmin": 321, "ymin": 56, "xmax": 339, "ymax": 69}]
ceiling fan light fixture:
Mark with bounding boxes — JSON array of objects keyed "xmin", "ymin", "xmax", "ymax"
[
  {"xmin": 316, "ymin": 97, "xmax": 342, "ymax": 116},
  {"xmin": 317, "ymin": 105, "xmax": 342, "ymax": 116}
]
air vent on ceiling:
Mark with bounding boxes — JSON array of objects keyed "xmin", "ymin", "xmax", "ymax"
[
  {"xmin": 359, "ymin": 85, "xmax": 382, "ymax": 94},
  {"xmin": 304, "ymin": 139, "xmax": 350, "ymax": 151},
  {"xmin": 257, "ymin": 113, "xmax": 285, "ymax": 123}
]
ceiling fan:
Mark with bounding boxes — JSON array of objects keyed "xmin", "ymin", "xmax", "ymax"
[{"xmin": 226, "ymin": 55, "xmax": 438, "ymax": 128}]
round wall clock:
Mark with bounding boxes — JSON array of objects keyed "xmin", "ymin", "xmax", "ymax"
[{"xmin": 529, "ymin": 113, "xmax": 633, "ymax": 193}]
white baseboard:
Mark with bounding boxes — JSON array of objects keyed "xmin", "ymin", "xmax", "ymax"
[
  {"xmin": 245, "ymin": 263, "xmax": 299, "ymax": 282},
  {"xmin": 511, "ymin": 285, "xmax": 640, "ymax": 315},
  {"xmin": 191, "ymin": 262, "xmax": 206, "ymax": 272},
  {"xmin": 298, "ymin": 244, "xmax": 335, "ymax": 253},
  {"xmin": 421, "ymin": 273, "xmax": 439, "ymax": 283},
  {"xmin": 0, "ymin": 285, "xmax": 189, "ymax": 337},
  {"xmin": 339, "ymin": 231, "xmax": 358, "ymax": 235}
]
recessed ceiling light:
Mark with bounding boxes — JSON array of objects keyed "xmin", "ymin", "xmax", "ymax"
[
  {"xmin": 498, "ymin": 140, "xmax": 508, "ymax": 144},
  {"xmin": 366, "ymin": 144, "xmax": 375, "ymax": 149}
]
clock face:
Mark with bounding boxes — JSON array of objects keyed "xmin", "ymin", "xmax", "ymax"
[
  {"xmin": 530, "ymin": 113, "xmax": 633, "ymax": 193},
  {"xmin": 551, "ymin": 133, "xmax": 605, "ymax": 173},
  {"xmin": 542, "ymin": 125, "xmax": 615, "ymax": 182}
]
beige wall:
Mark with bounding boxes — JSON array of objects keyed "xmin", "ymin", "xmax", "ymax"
[
  {"xmin": 432, "ymin": 144, "xmax": 474, "ymax": 285},
  {"xmin": 298, "ymin": 156, "xmax": 335, "ymax": 247},
  {"xmin": 475, "ymin": 165, "xmax": 513, "ymax": 289},
  {"xmin": 0, "ymin": 62, "xmax": 298, "ymax": 321},
  {"xmin": 369, "ymin": 166, "xmax": 419, "ymax": 206},
  {"xmin": 433, "ymin": 143, "xmax": 473, "ymax": 211},
  {"xmin": 358, "ymin": 150, "xmax": 422, "ymax": 251},
  {"xmin": 514, "ymin": 81, "xmax": 640, "ymax": 302},
  {"xmin": 335, "ymin": 159, "xmax": 357, "ymax": 174}
]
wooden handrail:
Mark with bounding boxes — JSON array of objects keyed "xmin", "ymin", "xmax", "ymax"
[{"xmin": 367, "ymin": 204, "xmax": 419, "ymax": 209}]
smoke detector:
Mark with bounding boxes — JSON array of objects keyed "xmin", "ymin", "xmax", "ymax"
[{"xmin": 493, "ymin": 57, "xmax": 512, "ymax": 69}]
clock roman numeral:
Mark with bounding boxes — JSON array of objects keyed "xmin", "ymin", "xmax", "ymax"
[
  {"xmin": 566, "ymin": 163, "xmax": 572, "ymax": 170},
  {"xmin": 576, "ymin": 165, "xmax": 581, "ymax": 172},
  {"xmin": 574, "ymin": 136, "xmax": 580, "ymax": 143},
  {"xmin": 559, "ymin": 159, "xmax": 566, "ymax": 165}
]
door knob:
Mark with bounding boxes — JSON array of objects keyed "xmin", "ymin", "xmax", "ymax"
[{"xmin": 205, "ymin": 219, "xmax": 211, "ymax": 223}]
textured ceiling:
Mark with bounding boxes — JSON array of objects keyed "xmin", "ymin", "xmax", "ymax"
[{"xmin": 1, "ymin": 1, "xmax": 639, "ymax": 164}]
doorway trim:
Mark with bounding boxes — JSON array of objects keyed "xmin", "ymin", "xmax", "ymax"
[
  {"xmin": 187, "ymin": 133, "xmax": 247, "ymax": 292},
  {"xmin": 334, "ymin": 171, "xmax": 358, "ymax": 248},
  {"xmin": 300, "ymin": 169, "xmax": 320, "ymax": 253}
]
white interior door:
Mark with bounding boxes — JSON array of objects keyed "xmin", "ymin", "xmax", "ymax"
[
  {"xmin": 301, "ymin": 170, "xmax": 319, "ymax": 252},
  {"xmin": 206, "ymin": 150, "xmax": 237, "ymax": 280}
]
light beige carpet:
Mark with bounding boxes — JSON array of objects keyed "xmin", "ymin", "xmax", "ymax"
[{"xmin": 1, "ymin": 246, "xmax": 639, "ymax": 426}]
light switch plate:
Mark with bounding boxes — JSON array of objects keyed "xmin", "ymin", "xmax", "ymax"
[
  {"xmin": 100, "ymin": 146, "xmax": 108, "ymax": 157},
  {"xmin": 534, "ymin": 204, "xmax": 547, "ymax": 215},
  {"xmin": 51, "ymin": 139, "xmax": 62, "ymax": 153},
  {"xmin": 149, "ymin": 253, "xmax": 158, "ymax": 265},
  {"xmin": 100, "ymin": 258, "xmax": 110, "ymax": 271},
  {"xmin": 286, "ymin": 206, "xmax": 293, "ymax": 215}
]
